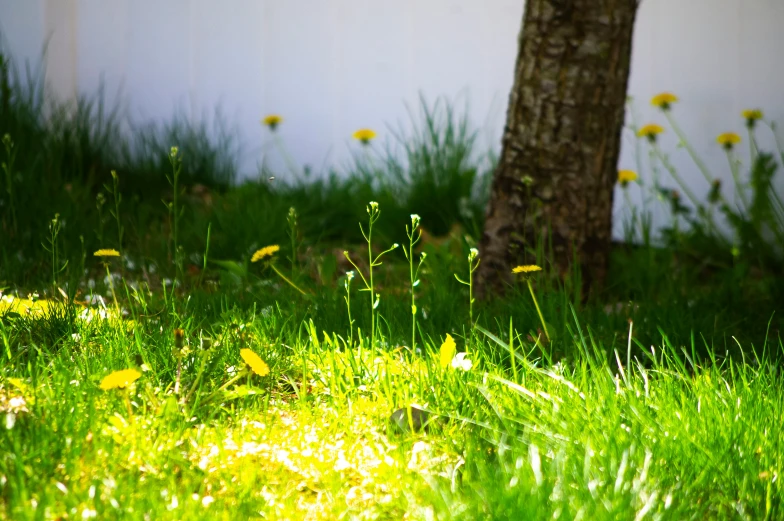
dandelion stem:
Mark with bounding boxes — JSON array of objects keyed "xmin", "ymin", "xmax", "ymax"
[
  {"xmin": 272, "ymin": 133, "xmax": 301, "ymax": 179},
  {"xmin": 123, "ymin": 389, "xmax": 134, "ymax": 424},
  {"xmin": 725, "ymin": 149, "xmax": 750, "ymax": 213},
  {"xmin": 665, "ymin": 111, "xmax": 715, "ymax": 187},
  {"xmin": 270, "ymin": 263, "xmax": 309, "ymax": 296},
  {"xmin": 526, "ymin": 279, "xmax": 550, "ymax": 344},
  {"xmin": 104, "ymin": 262, "xmax": 121, "ymax": 319}
]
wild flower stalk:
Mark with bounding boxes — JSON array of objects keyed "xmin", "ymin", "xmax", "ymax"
[
  {"xmin": 95, "ymin": 249, "xmax": 121, "ymax": 317},
  {"xmin": 106, "ymin": 170, "xmax": 124, "ymax": 249},
  {"xmin": 287, "ymin": 206, "xmax": 299, "ymax": 277},
  {"xmin": 1, "ymin": 133, "xmax": 17, "ymax": 234},
  {"xmin": 454, "ymin": 248, "xmax": 480, "ymax": 328},
  {"xmin": 512, "ymin": 264, "xmax": 549, "ymax": 344},
  {"xmin": 262, "ymin": 115, "xmax": 301, "ymax": 178},
  {"xmin": 95, "ymin": 192, "xmax": 106, "ymax": 245},
  {"xmin": 173, "ymin": 328, "xmax": 185, "ymax": 396},
  {"xmin": 652, "ymin": 93, "xmax": 716, "ymax": 188},
  {"xmin": 198, "ymin": 222, "xmax": 211, "ymax": 288},
  {"xmin": 344, "ymin": 271, "xmax": 355, "ymax": 347},
  {"xmin": 403, "ymin": 214, "xmax": 426, "ymax": 351},
  {"xmin": 167, "ymin": 146, "xmax": 184, "ymax": 280},
  {"xmin": 743, "ymin": 109, "xmax": 763, "ymax": 164},
  {"xmin": 617, "ymin": 170, "xmax": 640, "ymax": 242},
  {"xmin": 44, "ymin": 213, "xmax": 68, "ymax": 291},
  {"xmin": 352, "ymin": 128, "xmax": 377, "ymax": 173},
  {"xmin": 251, "ymin": 244, "xmax": 308, "ymax": 295},
  {"xmin": 343, "ymin": 201, "xmax": 399, "ymax": 351},
  {"xmin": 717, "ymin": 132, "xmax": 749, "ymax": 212}
]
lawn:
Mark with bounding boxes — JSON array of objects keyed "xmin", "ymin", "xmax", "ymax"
[{"xmin": 1, "ymin": 60, "xmax": 783, "ymax": 519}]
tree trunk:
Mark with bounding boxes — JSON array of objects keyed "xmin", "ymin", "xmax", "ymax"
[{"xmin": 477, "ymin": 0, "xmax": 638, "ymax": 300}]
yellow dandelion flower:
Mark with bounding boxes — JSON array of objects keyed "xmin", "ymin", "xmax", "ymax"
[
  {"xmin": 262, "ymin": 114, "xmax": 283, "ymax": 130},
  {"xmin": 637, "ymin": 124, "xmax": 664, "ymax": 141},
  {"xmin": 94, "ymin": 249, "xmax": 120, "ymax": 257},
  {"xmin": 716, "ymin": 132, "xmax": 741, "ymax": 150},
  {"xmin": 240, "ymin": 348, "xmax": 270, "ymax": 376},
  {"xmin": 100, "ymin": 369, "xmax": 141, "ymax": 390},
  {"xmin": 742, "ymin": 109, "xmax": 763, "ymax": 129},
  {"xmin": 439, "ymin": 334, "xmax": 457, "ymax": 369},
  {"xmin": 651, "ymin": 92, "xmax": 678, "ymax": 110},
  {"xmin": 617, "ymin": 170, "xmax": 638, "ymax": 185},
  {"xmin": 352, "ymin": 128, "xmax": 377, "ymax": 145},
  {"xmin": 512, "ymin": 265, "xmax": 542, "ymax": 274},
  {"xmin": 742, "ymin": 109, "xmax": 763, "ymax": 121},
  {"xmin": 251, "ymin": 245, "xmax": 280, "ymax": 262}
]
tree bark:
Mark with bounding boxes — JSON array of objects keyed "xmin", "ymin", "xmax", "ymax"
[{"xmin": 477, "ymin": 0, "xmax": 638, "ymax": 300}]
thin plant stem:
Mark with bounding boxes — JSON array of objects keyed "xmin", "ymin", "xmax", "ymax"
[
  {"xmin": 405, "ymin": 215, "xmax": 424, "ymax": 352},
  {"xmin": 269, "ymin": 263, "xmax": 308, "ymax": 296},
  {"xmin": 724, "ymin": 149, "xmax": 749, "ymax": 213},
  {"xmin": 527, "ymin": 278, "xmax": 550, "ymax": 344},
  {"xmin": 664, "ymin": 111, "xmax": 715, "ymax": 187},
  {"xmin": 651, "ymin": 143, "xmax": 702, "ymax": 209},
  {"xmin": 344, "ymin": 273, "xmax": 354, "ymax": 347},
  {"xmin": 272, "ymin": 132, "xmax": 301, "ymax": 179},
  {"xmin": 104, "ymin": 261, "xmax": 121, "ymax": 318},
  {"xmin": 123, "ymin": 390, "xmax": 134, "ymax": 424}
]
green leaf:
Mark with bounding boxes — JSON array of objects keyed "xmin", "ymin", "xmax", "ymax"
[{"xmin": 209, "ymin": 259, "xmax": 247, "ymax": 278}]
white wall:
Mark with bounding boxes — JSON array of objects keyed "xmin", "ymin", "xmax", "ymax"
[{"xmin": 2, "ymin": 0, "xmax": 784, "ymax": 238}]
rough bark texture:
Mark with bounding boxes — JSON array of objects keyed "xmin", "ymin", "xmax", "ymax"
[{"xmin": 477, "ymin": 0, "xmax": 638, "ymax": 299}]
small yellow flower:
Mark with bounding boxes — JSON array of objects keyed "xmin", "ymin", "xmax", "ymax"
[
  {"xmin": 352, "ymin": 128, "xmax": 377, "ymax": 145},
  {"xmin": 637, "ymin": 124, "xmax": 664, "ymax": 141},
  {"xmin": 742, "ymin": 109, "xmax": 763, "ymax": 121},
  {"xmin": 716, "ymin": 132, "xmax": 741, "ymax": 150},
  {"xmin": 512, "ymin": 265, "xmax": 542, "ymax": 274},
  {"xmin": 262, "ymin": 114, "xmax": 283, "ymax": 131},
  {"xmin": 251, "ymin": 245, "xmax": 280, "ymax": 262},
  {"xmin": 439, "ymin": 334, "xmax": 457, "ymax": 369},
  {"xmin": 742, "ymin": 109, "xmax": 763, "ymax": 129},
  {"xmin": 617, "ymin": 170, "xmax": 638, "ymax": 185},
  {"xmin": 651, "ymin": 92, "xmax": 678, "ymax": 110},
  {"xmin": 94, "ymin": 249, "xmax": 120, "ymax": 258},
  {"xmin": 240, "ymin": 348, "xmax": 270, "ymax": 376},
  {"xmin": 100, "ymin": 369, "xmax": 141, "ymax": 390}
]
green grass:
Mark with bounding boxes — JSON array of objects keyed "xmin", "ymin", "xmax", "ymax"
[{"xmin": 1, "ymin": 48, "xmax": 784, "ymax": 519}]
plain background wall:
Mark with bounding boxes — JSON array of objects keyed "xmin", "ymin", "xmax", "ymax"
[{"xmin": 2, "ymin": 0, "xmax": 784, "ymax": 239}]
